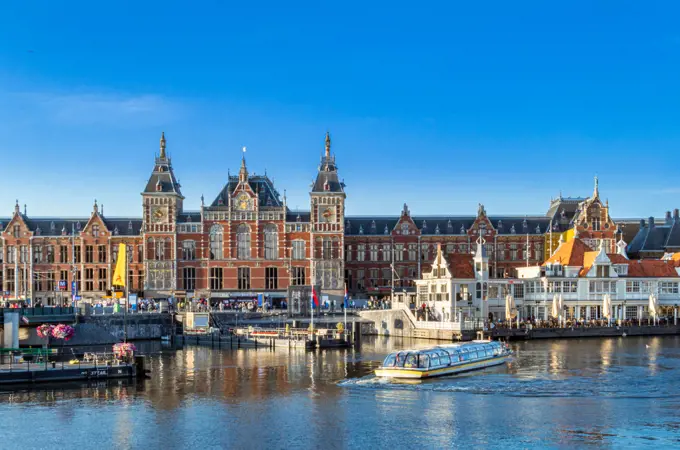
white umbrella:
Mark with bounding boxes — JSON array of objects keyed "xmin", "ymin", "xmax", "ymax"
[
  {"xmin": 649, "ymin": 293, "xmax": 658, "ymax": 322},
  {"xmin": 505, "ymin": 294, "xmax": 516, "ymax": 321},
  {"xmin": 602, "ymin": 294, "xmax": 611, "ymax": 320},
  {"xmin": 551, "ymin": 294, "xmax": 559, "ymax": 318}
]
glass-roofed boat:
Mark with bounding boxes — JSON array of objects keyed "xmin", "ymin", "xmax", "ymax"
[{"xmin": 375, "ymin": 340, "xmax": 512, "ymax": 379}]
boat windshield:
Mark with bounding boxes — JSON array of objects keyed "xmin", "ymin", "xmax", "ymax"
[{"xmin": 382, "ymin": 342, "xmax": 504, "ymax": 369}]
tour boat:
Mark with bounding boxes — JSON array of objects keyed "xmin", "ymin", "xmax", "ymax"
[{"xmin": 375, "ymin": 341, "xmax": 512, "ymax": 379}]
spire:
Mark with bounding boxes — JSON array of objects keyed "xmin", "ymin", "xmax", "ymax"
[
  {"xmin": 239, "ymin": 146, "xmax": 248, "ymax": 183},
  {"xmin": 593, "ymin": 175, "xmax": 599, "ymax": 199},
  {"xmin": 24, "ymin": 204, "xmax": 26, "ymax": 216},
  {"xmin": 160, "ymin": 132, "xmax": 167, "ymax": 159},
  {"xmin": 325, "ymin": 131, "xmax": 331, "ymax": 159},
  {"xmin": 93, "ymin": 199, "xmax": 98, "ymax": 215},
  {"xmin": 14, "ymin": 200, "xmax": 19, "ymax": 215}
]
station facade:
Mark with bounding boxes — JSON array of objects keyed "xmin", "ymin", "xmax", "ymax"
[{"xmin": 0, "ymin": 133, "xmax": 645, "ymax": 305}]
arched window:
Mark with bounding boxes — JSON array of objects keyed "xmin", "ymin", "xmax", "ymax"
[
  {"xmin": 322, "ymin": 238, "xmax": 332, "ymax": 260},
  {"xmin": 210, "ymin": 224, "xmax": 223, "ymax": 260},
  {"xmin": 264, "ymin": 224, "xmax": 278, "ymax": 260},
  {"xmin": 147, "ymin": 238, "xmax": 154, "ymax": 260},
  {"xmin": 155, "ymin": 239, "xmax": 165, "ymax": 261},
  {"xmin": 476, "ymin": 282, "xmax": 482, "ymax": 300},
  {"xmin": 237, "ymin": 224, "xmax": 251, "ymax": 260}
]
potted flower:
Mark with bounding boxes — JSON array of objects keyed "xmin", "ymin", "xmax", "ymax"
[
  {"xmin": 335, "ymin": 322, "xmax": 344, "ymax": 339},
  {"xmin": 51, "ymin": 324, "xmax": 75, "ymax": 341},
  {"xmin": 113, "ymin": 343, "xmax": 136, "ymax": 364}
]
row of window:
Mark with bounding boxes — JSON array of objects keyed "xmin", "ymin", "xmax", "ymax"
[
  {"xmin": 2, "ymin": 268, "xmax": 143, "ymax": 292},
  {"xmin": 1, "ymin": 245, "xmax": 142, "ymax": 264},
  {"xmin": 179, "ymin": 267, "xmax": 307, "ymax": 291},
  {"xmin": 345, "ymin": 243, "xmax": 544, "ymax": 262}
]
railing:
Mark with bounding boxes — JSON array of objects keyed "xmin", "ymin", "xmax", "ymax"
[{"xmin": 0, "ymin": 307, "xmax": 75, "ymax": 317}]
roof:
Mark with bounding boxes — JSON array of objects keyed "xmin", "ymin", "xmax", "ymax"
[
  {"xmin": 544, "ymin": 238, "xmax": 588, "ymax": 266},
  {"xmin": 627, "ymin": 260, "xmax": 679, "ymax": 277},
  {"xmin": 285, "ymin": 211, "xmax": 311, "ymax": 223},
  {"xmin": 2, "ymin": 216, "xmax": 142, "ymax": 236},
  {"xmin": 627, "ymin": 218, "xmax": 672, "ymax": 255},
  {"xmin": 546, "ymin": 197, "xmax": 587, "ymax": 229},
  {"xmin": 344, "ymin": 215, "xmax": 551, "ymax": 236},
  {"xmin": 210, "ymin": 175, "xmax": 283, "ymax": 208},
  {"xmin": 312, "ymin": 155, "xmax": 345, "ymax": 194},
  {"xmin": 143, "ymin": 156, "xmax": 183, "ymax": 196},
  {"xmin": 423, "ymin": 253, "xmax": 475, "ymax": 279}
]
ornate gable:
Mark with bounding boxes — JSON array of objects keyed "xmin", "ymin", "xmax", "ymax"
[
  {"xmin": 2, "ymin": 201, "xmax": 31, "ymax": 238},
  {"xmin": 467, "ymin": 203, "xmax": 496, "ymax": 239},
  {"xmin": 392, "ymin": 203, "xmax": 420, "ymax": 236},
  {"xmin": 81, "ymin": 200, "xmax": 110, "ymax": 237}
]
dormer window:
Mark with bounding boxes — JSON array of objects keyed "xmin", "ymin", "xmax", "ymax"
[
  {"xmin": 92, "ymin": 225, "xmax": 100, "ymax": 237},
  {"xmin": 596, "ymin": 265, "xmax": 610, "ymax": 277},
  {"xmin": 401, "ymin": 223, "xmax": 409, "ymax": 235},
  {"xmin": 592, "ymin": 217, "xmax": 601, "ymax": 231}
]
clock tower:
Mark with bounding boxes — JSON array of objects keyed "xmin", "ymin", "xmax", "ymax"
[
  {"xmin": 310, "ymin": 132, "xmax": 346, "ymax": 302},
  {"xmin": 141, "ymin": 132, "xmax": 184, "ymax": 296}
]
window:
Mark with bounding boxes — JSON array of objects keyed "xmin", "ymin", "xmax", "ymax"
[
  {"xmin": 592, "ymin": 217, "xmax": 601, "ymax": 231},
  {"xmin": 626, "ymin": 281, "xmax": 640, "ymax": 293},
  {"xmin": 112, "ymin": 245, "xmax": 119, "ymax": 263},
  {"xmin": 357, "ymin": 269, "xmax": 365, "ymax": 290},
  {"xmin": 660, "ymin": 282, "xmax": 679, "ymax": 294},
  {"xmin": 382, "ymin": 268, "xmax": 391, "ymax": 286},
  {"xmin": 60, "ymin": 270, "xmax": 68, "ymax": 284},
  {"xmin": 589, "ymin": 281, "xmax": 616, "ymax": 293},
  {"xmin": 237, "ymin": 224, "xmax": 250, "ymax": 259},
  {"xmin": 322, "ymin": 239, "xmax": 332, "ymax": 260},
  {"xmin": 421, "ymin": 244, "xmax": 429, "ymax": 261},
  {"xmin": 292, "ymin": 267, "xmax": 306, "ymax": 286},
  {"xmin": 98, "ymin": 245, "xmax": 107, "ymax": 263},
  {"xmin": 408, "ymin": 244, "xmax": 417, "ymax": 261},
  {"xmin": 182, "ymin": 240, "xmax": 196, "ymax": 261},
  {"xmin": 138, "ymin": 245, "xmax": 143, "ymax": 263},
  {"xmin": 75, "ymin": 271, "xmax": 81, "ymax": 292},
  {"xmin": 514, "ymin": 284, "xmax": 524, "ymax": 298},
  {"xmin": 264, "ymin": 225, "xmax": 278, "ymax": 259},
  {"xmin": 183, "ymin": 267, "xmax": 196, "ymax": 291},
  {"xmin": 395, "ymin": 244, "xmax": 404, "ymax": 261},
  {"xmin": 7, "ymin": 246, "xmax": 15, "ymax": 264},
  {"xmin": 497, "ymin": 245, "xmax": 506, "ymax": 260},
  {"xmin": 534, "ymin": 244, "xmax": 543, "ymax": 260},
  {"xmin": 33, "ymin": 273, "xmax": 43, "ymax": 292},
  {"xmin": 98, "ymin": 268, "xmax": 107, "ymax": 291},
  {"xmin": 383, "ymin": 244, "xmax": 391, "ymax": 262},
  {"xmin": 369, "ymin": 244, "xmax": 378, "ymax": 261},
  {"xmin": 59, "ymin": 245, "xmax": 68, "ymax": 263},
  {"xmin": 155, "ymin": 240, "xmax": 165, "ymax": 261},
  {"xmin": 46, "ymin": 272, "xmax": 55, "ymax": 292},
  {"xmin": 401, "ymin": 223, "xmax": 409, "ymax": 235},
  {"xmin": 46, "ymin": 245, "xmax": 54, "ymax": 263},
  {"xmin": 266, "ymin": 267, "xmax": 278, "ymax": 290},
  {"xmin": 510, "ymin": 244, "xmax": 518, "ymax": 261},
  {"xmin": 13, "ymin": 225, "xmax": 21, "ymax": 238},
  {"xmin": 357, "ymin": 244, "xmax": 365, "ymax": 262},
  {"xmin": 20, "ymin": 246, "xmax": 28, "ymax": 263},
  {"xmin": 209, "ymin": 224, "xmax": 223, "ymax": 260},
  {"xmin": 446, "ymin": 244, "xmax": 455, "ymax": 254},
  {"xmin": 6, "ymin": 269, "xmax": 14, "ymax": 293},
  {"xmin": 74, "ymin": 246, "xmax": 81, "ymax": 263},
  {"xmin": 92, "ymin": 225, "xmax": 100, "ymax": 237},
  {"xmin": 85, "ymin": 268, "xmax": 94, "ymax": 291},
  {"xmin": 369, "ymin": 269, "xmax": 379, "ymax": 287},
  {"xmin": 596, "ymin": 265, "xmax": 610, "ymax": 277},
  {"xmin": 292, "ymin": 240, "xmax": 305, "ymax": 260},
  {"xmin": 210, "ymin": 268, "xmax": 223, "ymax": 290},
  {"xmin": 345, "ymin": 245, "xmax": 352, "ymax": 261},
  {"xmin": 85, "ymin": 245, "xmax": 94, "ymax": 263},
  {"xmin": 238, "ymin": 267, "xmax": 250, "ymax": 290},
  {"xmin": 33, "ymin": 246, "xmax": 43, "ymax": 263}
]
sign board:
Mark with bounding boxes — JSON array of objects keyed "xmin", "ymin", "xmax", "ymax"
[
  {"xmin": 74, "ymin": 296, "xmax": 81, "ymax": 301},
  {"xmin": 71, "ymin": 281, "xmax": 77, "ymax": 292},
  {"xmin": 128, "ymin": 294, "xmax": 138, "ymax": 306},
  {"xmin": 58, "ymin": 280, "xmax": 67, "ymax": 291}
]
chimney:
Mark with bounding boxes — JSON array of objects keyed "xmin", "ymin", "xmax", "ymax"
[
  {"xmin": 649, "ymin": 217, "xmax": 655, "ymax": 228},
  {"xmin": 640, "ymin": 218, "xmax": 645, "ymax": 228},
  {"xmin": 674, "ymin": 209, "xmax": 679, "ymax": 221},
  {"xmin": 666, "ymin": 211, "xmax": 672, "ymax": 225}
]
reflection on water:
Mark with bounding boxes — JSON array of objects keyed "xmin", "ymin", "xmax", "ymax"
[{"xmin": 1, "ymin": 336, "xmax": 680, "ymax": 448}]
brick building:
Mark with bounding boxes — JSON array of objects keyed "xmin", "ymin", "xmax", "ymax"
[{"xmin": 0, "ymin": 133, "xmax": 644, "ymax": 305}]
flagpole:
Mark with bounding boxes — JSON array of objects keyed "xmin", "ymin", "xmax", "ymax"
[
  {"xmin": 344, "ymin": 284, "xmax": 347, "ymax": 335},
  {"xmin": 310, "ymin": 287, "xmax": 314, "ymax": 342},
  {"xmin": 124, "ymin": 244, "xmax": 128, "ymax": 343}
]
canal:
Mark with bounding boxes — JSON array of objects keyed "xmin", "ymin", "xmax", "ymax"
[{"xmin": 1, "ymin": 336, "xmax": 680, "ymax": 448}]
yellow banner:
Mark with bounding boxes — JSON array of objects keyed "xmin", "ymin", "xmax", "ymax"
[
  {"xmin": 544, "ymin": 228, "xmax": 574, "ymax": 260},
  {"xmin": 112, "ymin": 243, "xmax": 126, "ymax": 288}
]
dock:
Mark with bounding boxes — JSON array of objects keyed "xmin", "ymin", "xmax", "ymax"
[
  {"xmin": 174, "ymin": 327, "xmax": 354, "ymax": 350},
  {"xmin": 0, "ymin": 361, "xmax": 136, "ymax": 385}
]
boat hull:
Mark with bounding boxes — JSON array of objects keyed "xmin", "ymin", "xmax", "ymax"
[{"xmin": 375, "ymin": 354, "xmax": 510, "ymax": 379}]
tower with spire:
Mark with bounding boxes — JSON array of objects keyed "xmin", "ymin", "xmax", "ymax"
[
  {"xmin": 141, "ymin": 132, "xmax": 184, "ymax": 295},
  {"xmin": 310, "ymin": 131, "xmax": 346, "ymax": 302}
]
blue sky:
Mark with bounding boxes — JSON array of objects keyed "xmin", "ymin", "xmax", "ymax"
[{"xmin": 1, "ymin": 1, "xmax": 679, "ymax": 219}]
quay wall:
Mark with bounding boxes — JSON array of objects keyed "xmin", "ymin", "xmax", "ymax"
[
  {"xmin": 490, "ymin": 324, "xmax": 680, "ymax": 341},
  {"xmin": 18, "ymin": 314, "xmax": 174, "ymax": 347}
]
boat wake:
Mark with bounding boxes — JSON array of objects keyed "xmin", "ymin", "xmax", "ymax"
[{"xmin": 339, "ymin": 372, "xmax": 680, "ymax": 399}]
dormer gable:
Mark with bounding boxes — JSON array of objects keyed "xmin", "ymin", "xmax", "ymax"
[
  {"xmin": 392, "ymin": 204, "xmax": 420, "ymax": 236},
  {"xmin": 423, "ymin": 244, "xmax": 452, "ymax": 279},
  {"xmin": 82, "ymin": 201, "xmax": 110, "ymax": 238},
  {"xmin": 468, "ymin": 204, "xmax": 495, "ymax": 238}
]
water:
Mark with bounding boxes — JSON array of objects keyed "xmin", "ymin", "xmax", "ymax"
[{"xmin": 2, "ymin": 336, "xmax": 680, "ymax": 449}]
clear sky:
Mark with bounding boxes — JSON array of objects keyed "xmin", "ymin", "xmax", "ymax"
[{"xmin": 1, "ymin": 1, "xmax": 679, "ymax": 219}]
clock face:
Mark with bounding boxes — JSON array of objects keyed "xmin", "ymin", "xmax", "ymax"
[
  {"xmin": 321, "ymin": 207, "xmax": 334, "ymax": 223},
  {"xmin": 237, "ymin": 194, "xmax": 250, "ymax": 210},
  {"xmin": 151, "ymin": 207, "xmax": 165, "ymax": 224}
]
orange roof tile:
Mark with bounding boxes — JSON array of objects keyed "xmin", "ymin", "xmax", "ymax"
[
  {"xmin": 627, "ymin": 260, "xmax": 678, "ymax": 278},
  {"xmin": 544, "ymin": 238, "xmax": 588, "ymax": 266},
  {"xmin": 447, "ymin": 254, "xmax": 475, "ymax": 279}
]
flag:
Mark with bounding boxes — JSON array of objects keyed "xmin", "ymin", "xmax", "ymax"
[
  {"xmin": 112, "ymin": 243, "xmax": 127, "ymax": 288},
  {"xmin": 311, "ymin": 286, "xmax": 319, "ymax": 308},
  {"xmin": 344, "ymin": 284, "xmax": 349, "ymax": 309}
]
